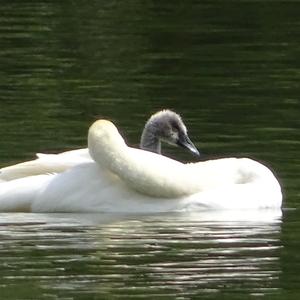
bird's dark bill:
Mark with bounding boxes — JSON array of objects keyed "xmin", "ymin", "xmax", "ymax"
[{"xmin": 177, "ymin": 134, "xmax": 200, "ymax": 156}]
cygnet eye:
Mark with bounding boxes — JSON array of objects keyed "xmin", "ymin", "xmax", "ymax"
[
  {"xmin": 170, "ymin": 121, "xmax": 180, "ymax": 132},
  {"xmin": 172, "ymin": 126, "xmax": 179, "ymax": 134},
  {"xmin": 170, "ymin": 129, "xmax": 179, "ymax": 142}
]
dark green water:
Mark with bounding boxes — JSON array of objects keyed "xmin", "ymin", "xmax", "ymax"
[{"xmin": 0, "ymin": 1, "xmax": 299, "ymax": 299}]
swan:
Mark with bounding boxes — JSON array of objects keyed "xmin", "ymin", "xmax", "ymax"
[
  {"xmin": 0, "ymin": 110, "xmax": 199, "ymax": 181},
  {"xmin": 0, "ymin": 118, "xmax": 282, "ymax": 212}
]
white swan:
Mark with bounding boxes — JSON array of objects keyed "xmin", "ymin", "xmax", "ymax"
[
  {"xmin": 0, "ymin": 110, "xmax": 199, "ymax": 181},
  {"xmin": 0, "ymin": 118, "xmax": 282, "ymax": 212}
]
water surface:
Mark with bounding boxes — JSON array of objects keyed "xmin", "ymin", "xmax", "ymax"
[{"xmin": 0, "ymin": 211, "xmax": 283, "ymax": 299}]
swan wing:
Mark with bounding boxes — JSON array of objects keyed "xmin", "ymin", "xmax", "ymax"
[
  {"xmin": 31, "ymin": 162, "xmax": 136, "ymax": 212},
  {"xmin": 0, "ymin": 158, "xmax": 282, "ymax": 212},
  {"xmin": 29, "ymin": 162, "xmax": 199, "ymax": 213},
  {"xmin": 0, "ymin": 148, "xmax": 91, "ymax": 181},
  {"xmin": 32, "ymin": 159, "xmax": 282, "ymax": 212}
]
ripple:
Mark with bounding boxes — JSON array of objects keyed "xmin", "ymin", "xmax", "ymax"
[{"xmin": 0, "ymin": 212, "xmax": 282, "ymax": 299}]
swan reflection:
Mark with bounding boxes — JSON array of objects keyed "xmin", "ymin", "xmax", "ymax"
[{"xmin": 0, "ymin": 210, "xmax": 281, "ymax": 297}]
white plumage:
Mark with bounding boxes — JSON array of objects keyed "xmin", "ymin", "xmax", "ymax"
[{"xmin": 0, "ymin": 118, "xmax": 282, "ymax": 213}]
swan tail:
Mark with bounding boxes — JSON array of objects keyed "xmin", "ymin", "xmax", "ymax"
[{"xmin": 0, "ymin": 175, "xmax": 50, "ymax": 212}]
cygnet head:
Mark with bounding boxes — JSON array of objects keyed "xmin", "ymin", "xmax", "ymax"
[{"xmin": 140, "ymin": 110, "xmax": 200, "ymax": 156}]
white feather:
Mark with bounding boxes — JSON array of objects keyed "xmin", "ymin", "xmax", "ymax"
[{"xmin": 0, "ymin": 119, "xmax": 282, "ymax": 213}]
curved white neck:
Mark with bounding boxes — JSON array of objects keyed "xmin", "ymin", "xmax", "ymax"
[{"xmin": 88, "ymin": 120, "xmax": 200, "ymax": 198}]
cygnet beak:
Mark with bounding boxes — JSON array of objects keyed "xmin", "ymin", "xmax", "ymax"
[{"xmin": 177, "ymin": 133, "xmax": 200, "ymax": 156}]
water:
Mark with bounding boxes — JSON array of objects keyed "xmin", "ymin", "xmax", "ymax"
[
  {"xmin": 0, "ymin": 0, "xmax": 299, "ymax": 299},
  {"xmin": 0, "ymin": 211, "xmax": 283, "ymax": 299}
]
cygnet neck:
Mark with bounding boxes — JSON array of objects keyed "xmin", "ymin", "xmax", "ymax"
[{"xmin": 140, "ymin": 123, "xmax": 161, "ymax": 154}]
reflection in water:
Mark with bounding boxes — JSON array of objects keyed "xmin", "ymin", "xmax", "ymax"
[{"xmin": 0, "ymin": 211, "xmax": 282, "ymax": 299}]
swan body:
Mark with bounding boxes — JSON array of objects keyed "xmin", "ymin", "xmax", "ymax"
[{"xmin": 0, "ymin": 119, "xmax": 282, "ymax": 212}]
